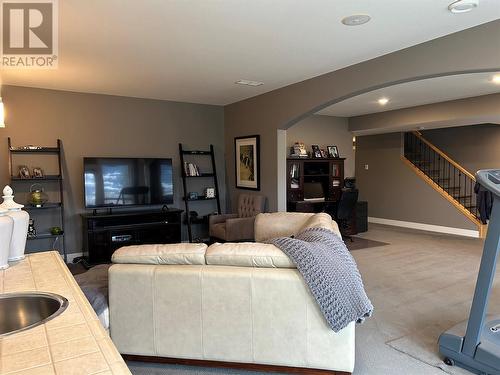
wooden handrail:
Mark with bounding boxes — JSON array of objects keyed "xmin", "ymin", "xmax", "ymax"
[{"xmin": 411, "ymin": 131, "xmax": 476, "ymax": 181}]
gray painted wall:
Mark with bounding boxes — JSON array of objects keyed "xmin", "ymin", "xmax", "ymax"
[
  {"xmin": 422, "ymin": 124, "xmax": 500, "ymax": 175},
  {"xmin": 286, "ymin": 115, "xmax": 355, "ymax": 177},
  {"xmin": 225, "ymin": 20, "xmax": 500, "ymax": 211},
  {"xmin": 0, "ymin": 86, "xmax": 225, "ymax": 255},
  {"xmin": 355, "ymin": 125, "xmax": 500, "ymax": 231}
]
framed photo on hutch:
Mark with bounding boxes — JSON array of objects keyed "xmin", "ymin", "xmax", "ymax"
[
  {"xmin": 235, "ymin": 135, "xmax": 260, "ymax": 190},
  {"xmin": 327, "ymin": 145, "xmax": 339, "ymax": 158}
]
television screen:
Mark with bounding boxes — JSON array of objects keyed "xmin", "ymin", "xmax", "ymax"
[{"xmin": 84, "ymin": 158, "xmax": 173, "ymax": 208}]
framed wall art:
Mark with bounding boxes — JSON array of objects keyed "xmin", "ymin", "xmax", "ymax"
[{"xmin": 235, "ymin": 135, "xmax": 260, "ymax": 190}]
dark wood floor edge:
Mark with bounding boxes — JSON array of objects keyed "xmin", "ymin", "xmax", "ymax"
[{"xmin": 122, "ymin": 354, "xmax": 352, "ymax": 375}]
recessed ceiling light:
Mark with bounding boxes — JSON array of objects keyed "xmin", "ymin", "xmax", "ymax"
[
  {"xmin": 448, "ymin": 0, "xmax": 479, "ymax": 13},
  {"xmin": 378, "ymin": 97, "xmax": 389, "ymax": 106},
  {"xmin": 341, "ymin": 14, "xmax": 371, "ymax": 26},
  {"xmin": 235, "ymin": 80, "xmax": 264, "ymax": 87},
  {"xmin": 492, "ymin": 74, "xmax": 500, "ymax": 84}
]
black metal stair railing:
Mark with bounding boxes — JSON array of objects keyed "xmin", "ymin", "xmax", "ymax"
[{"xmin": 403, "ymin": 131, "xmax": 480, "ymax": 221}]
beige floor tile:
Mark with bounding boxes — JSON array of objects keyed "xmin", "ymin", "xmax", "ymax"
[
  {"xmin": 47, "ymin": 323, "xmax": 91, "ymax": 345},
  {"xmin": 54, "ymin": 351, "xmax": 109, "ymax": 375},
  {"xmin": 1, "ymin": 330, "xmax": 48, "ymax": 355},
  {"xmin": 1, "ymin": 347, "xmax": 51, "ymax": 374},
  {"xmin": 51, "ymin": 336, "xmax": 100, "ymax": 362}
]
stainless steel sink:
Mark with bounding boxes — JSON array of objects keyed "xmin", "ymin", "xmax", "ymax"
[{"xmin": 0, "ymin": 292, "xmax": 68, "ymax": 336}]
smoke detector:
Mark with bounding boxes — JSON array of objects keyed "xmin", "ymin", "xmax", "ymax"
[
  {"xmin": 341, "ymin": 14, "xmax": 371, "ymax": 26},
  {"xmin": 448, "ymin": 0, "xmax": 479, "ymax": 13}
]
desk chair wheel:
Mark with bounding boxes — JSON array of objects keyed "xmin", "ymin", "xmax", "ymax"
[{"xmin": 443, "ymin": 357, "xmax": 455, "ymax": 366}]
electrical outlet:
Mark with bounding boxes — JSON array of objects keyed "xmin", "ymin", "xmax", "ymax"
[{"xmin": 364, "ymin": 164, "xmax": 369, "ymax": 170}]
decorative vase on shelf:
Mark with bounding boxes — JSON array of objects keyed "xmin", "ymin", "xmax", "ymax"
[
  {"xmin": 0, "ymin": 207, "xmax": 14, "ymax": 269},
  {"xmin": 0, "ymin": 186, "xmax": 30, "ymax": 262},
  {"xmin": 28, "ymin": 184, "xmax": 49, "ymax": 207}
]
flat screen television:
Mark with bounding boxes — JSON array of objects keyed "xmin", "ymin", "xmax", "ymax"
[{"xmin": 84, "ymin": 157, "xmax": 173, "ymax": 208}]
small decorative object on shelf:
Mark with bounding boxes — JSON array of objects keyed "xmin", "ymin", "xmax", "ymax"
[
  {"xmin": 28, "ymin": 184, "xmax": 49, "ymax": 207},
  {"xmin": 0, "ymin": 185, "xmax": 29, "ymax": 262},
  {"xmin": 311, "ymin": 145, "xmax": 322, "ymax": 158},
  {"xmin": 19, "ymin": 165, "xmax": 31, "ymax": 179},
  {"xmin": 27, "ymin": 219, "xmax": 37, "ymax": 238},
  {"xmin": 188, "ymin": 192, "xmax": 198, "ymax": 200},
  {"xmin": 204, "ymin": 187, "xmax": 215, "ymax": 198},
  {"xmin": 291, "ymin": 142, "xmax": 308, "ymax": 158},
  {"xmin": 32, "ymin": 167, "xmax": 44, "ymax": 178},
  {"xmin": 50, "ymin": 226, "xmax": 63, "ymax": 235},
  {"xmin": 327, "ymin": 145, "xmax": 339, "ymax": 158}
]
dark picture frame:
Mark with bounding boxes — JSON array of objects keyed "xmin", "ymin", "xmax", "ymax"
[
  {"xmin": 311, "ymin": 144, "xmax": 322, "ymax": 158},
  {"xmin": 235, "ymin": 135, "xmax": 260, "ymax": 190},
  {"xmin": 327, "ymin": 145, "xmax": 339, "ymax": 158}
]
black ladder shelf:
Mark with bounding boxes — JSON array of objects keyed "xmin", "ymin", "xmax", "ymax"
[
  {"xmin": 7, "ymin": 137, "xmax": 67, "ymax": 262},
  {"xmin": 179, "ymin": 144, "xmax": 221, "ymax": 242}
]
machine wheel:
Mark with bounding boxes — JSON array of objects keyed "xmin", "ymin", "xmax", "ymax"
[{"xmin": 444, "ymin": 357, "xmax": 455, "ymax": 366}]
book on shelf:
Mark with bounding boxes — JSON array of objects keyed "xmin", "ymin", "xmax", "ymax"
[{"xmin": 184, "ymin": 162, "xmax": 200, "ymax": 176}]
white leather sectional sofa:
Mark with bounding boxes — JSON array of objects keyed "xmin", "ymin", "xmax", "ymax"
[{"xmin": 108, "ymin": 212, "xmax": 355, "ymax": 374}]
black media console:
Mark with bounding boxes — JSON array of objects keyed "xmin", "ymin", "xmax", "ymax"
[{"xmin": 82, "ymin": 209, "xmax": 183, "ymax": 263}]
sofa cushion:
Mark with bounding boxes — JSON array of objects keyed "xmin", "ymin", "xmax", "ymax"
[
  {"xmin": 300, "ymin": 212, "xmax": 341, "ymax": 237},
  {"xmin": 206, "ymin": 242, "xmax": 295, "ymax": 268},
  {"xmin": 254, "ymin": 212, "xmax": 314, "ymax": 242},
  {"xmin": 112, "ymin": 243, "xmax": 207, "ymax": 265}
]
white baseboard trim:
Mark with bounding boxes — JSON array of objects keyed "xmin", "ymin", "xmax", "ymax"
[{"xmin": 368, "ymin": 217, "xmax": 479, "ymax": 238}]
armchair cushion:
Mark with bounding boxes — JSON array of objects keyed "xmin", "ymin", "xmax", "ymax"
[
  {"xmin": 209, "ymin": 214, "xmax": 238, "ymax": 239},
  {"xmin": 206, "ymin": 242, "xmax": 295, "ymax": 268},
  {"xmin": 112, "ymin": 243, "xmax": 207, "ymax": 265},
  {"xmin": 225, "ymin": 217, "xmax": 256, "ymax": 241}
]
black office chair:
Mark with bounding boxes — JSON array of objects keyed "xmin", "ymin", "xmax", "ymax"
[{"xmin": 326, "ymin": 189, "xmax": 358, "ymax": 241}]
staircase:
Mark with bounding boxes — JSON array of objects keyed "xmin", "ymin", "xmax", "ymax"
[{"xmin": 401, "ymin": 131, "xmax": 486, "ymax": 237}]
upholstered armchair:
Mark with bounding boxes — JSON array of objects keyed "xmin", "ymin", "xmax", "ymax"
[{"xmin": 209, "ymin": 194, "xmax": 265, "ymax": 241}]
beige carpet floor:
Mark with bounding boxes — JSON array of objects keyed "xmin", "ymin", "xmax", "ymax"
[
  {"xmin": 352, "ymin": 223, "xmax": 500, "ymax": 375},
  {"xmin": 130, "ymin": 224, "xmax": 496, "ymax": 375}
]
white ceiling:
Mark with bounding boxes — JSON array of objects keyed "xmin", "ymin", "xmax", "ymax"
[
  {"xmin": 1, "ymin": 0, "xmax": 500, "ymax": 105},
  {"xmin": 317, "ymin": 72, "xmax": 500, "ymax": 117}
]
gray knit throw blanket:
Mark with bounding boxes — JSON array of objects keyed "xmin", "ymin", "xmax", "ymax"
[{"xmin": 270, "ymin": 227, "xmax": 373, "ymax": 332}]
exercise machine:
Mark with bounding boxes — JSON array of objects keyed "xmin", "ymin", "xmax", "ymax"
[{"xmin": 439, "ymin": 169, "xmax": 500, "ymax": 374}]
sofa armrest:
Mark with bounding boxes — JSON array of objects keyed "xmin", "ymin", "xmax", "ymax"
[
  {"xmin": 209, "ymin": 213, "xmax": 238, "ymax": 226},
  {"xmin": 225, "ymin": 217, "xmax": 256, "ymax": 241}
]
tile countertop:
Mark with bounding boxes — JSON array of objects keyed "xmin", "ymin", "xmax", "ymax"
[{"xmin": 0, "ymin": 251, "xmax": 131, "ymax": 375}]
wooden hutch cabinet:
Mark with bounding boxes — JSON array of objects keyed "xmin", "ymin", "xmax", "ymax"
[{"xmin": 287, "ymin": 158, "xmax": 345, "ymax": 212}]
